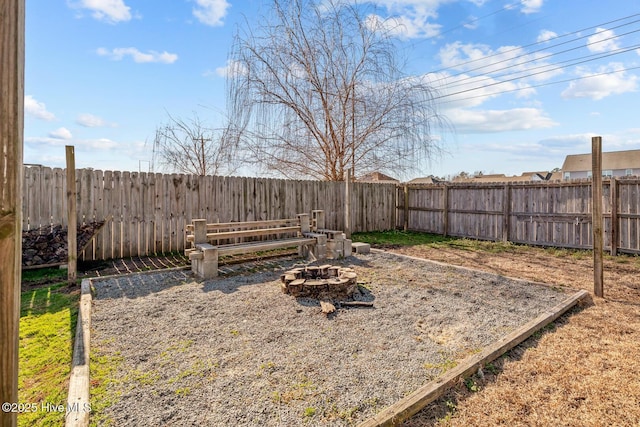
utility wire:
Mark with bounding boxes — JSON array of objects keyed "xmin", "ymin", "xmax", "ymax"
[
  {"xmin": 438, "ymin": 37, "xmax": 640, "ymax": 92},
  {"xmin": 430, "ymin": 16, "xmax": 640, "ymax": 82},
  {"xmin": 436, "ymin": 64, "xmax": 640, "ymax": 104}
]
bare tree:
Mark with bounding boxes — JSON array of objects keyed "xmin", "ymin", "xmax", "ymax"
[
  {"xmin": 226, "ymin": 0, "xmax": 446, "ymax": 181},
  {"xmin": 152, "ymin": 112, "xmax": 241, "ymax": 176}
]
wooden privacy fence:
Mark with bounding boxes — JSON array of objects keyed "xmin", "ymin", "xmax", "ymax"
[
  {"xmin": 22, "ymin": 166, "xmax": 396, "ymax": 261},
  {"xmin": 397, "ymin": 179, "xmax": 640, "ymax": 255}
]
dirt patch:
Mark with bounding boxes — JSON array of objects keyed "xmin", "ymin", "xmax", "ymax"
[
  {"xmin": 90, "ymin": 251, "xmax": 569, "ymax": 426},
  {"xmin": 390, "ymin": 244, "xmax": 640, "ymax": 427}
]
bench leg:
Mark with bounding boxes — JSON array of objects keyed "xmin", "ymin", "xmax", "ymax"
[
  {"xmin": 298, "ymin": 243, "xmax": 310, "ymax": 258},
  {"xmin": 194, "ymin": 246, "xmax": 218, "ymax": 279}
]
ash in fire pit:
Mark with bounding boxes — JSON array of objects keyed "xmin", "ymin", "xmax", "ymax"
[{"xmin": 280, "ymin": 265, "xmax": 357, "ymax": 300}]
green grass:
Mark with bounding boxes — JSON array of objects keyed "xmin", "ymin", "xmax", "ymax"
[
  {"xmin": 352, "ymin": 230, "xmax": 604, "ymax": 257},
  {"xmin": 353, "ymin": 230, "xmax": 520, "ymax": 253},
  {"xmin": 88, "ymin": 351, "xmax": 122, "ymax": 427},
  {"xmin": 18, "ymin": 282, "xmax": 79, "ymax": 427},
  {"xmin": 352, "ymin": 230, "xmax": 455, "ymax": 246},
  {"xmin": 21, "ymin": 267, "xmax": 67, "ymax": 285}
]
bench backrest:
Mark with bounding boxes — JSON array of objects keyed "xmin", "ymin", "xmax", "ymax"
[{"xmin": 187, "ymin": 215, "xmax": 311, "ymax": 247}]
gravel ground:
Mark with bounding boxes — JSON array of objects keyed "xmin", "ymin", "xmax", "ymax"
[{"xmin": 90, "ymin": 251, "xmax": 569, "ymax": 426}]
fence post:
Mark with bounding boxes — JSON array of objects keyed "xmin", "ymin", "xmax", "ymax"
[
  {"xmin": 403, "ymin": 185, "xmax": 409, "ymax": 231},
  {"xmin": 592, "ymin": 136, "xmax": 604, "ymax": 298},
  {"xmin": 503, "ymin": 183, "xmax": 511, "ymax": 243},
  {"xmin": 442, "ymin": 184, "xmax": 449, "ymax": 237},
  {"xmin": 0, "ymin": 1, "xmax": 24, "ymax": 425},
  {"xmin": 610, "ymin": 177, "xmax": 618, "ymax": 256},
  {"xmin": 66, "ymin": 146, "xmax": 77, "ymax": 285},
  {"xmin": 344, "ymin": 168, "xmax": 351, "ymax": 238}
]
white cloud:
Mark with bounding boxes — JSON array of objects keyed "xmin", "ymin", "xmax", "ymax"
[
  {"xmin": 97, "ymin": 47, "xmax": 178, "ymax": 64},
  {"xmin": 361, "ymin": 0, "xmax": 448, "ymax": 39},
  {"xmin": 76, "ymin": 113, "xmax": 113, "ymax": 127},
  {"xmin": 212, "ymin": 59, "xmax": 248, "ymax": 78},
  {"xmin": 25, "ymin": 136, "xmax": 119, "ymax": 150},
  {"xmin": 537, "ymin": 29, "xmax": 557, "ymax": 43},
  {"xmin": 521, "ymin": 0, "xmax": 543, "ymax": 14},
  {"xmin": 365, "ymin": 13, "xmax": 441, "ymax": 39},
  {"xmin": 24, "ymin": 95, "xmax": 56, "ymax": 121},
  {"xmin": 463, "ymin": 16, "xmax": 479, "ymax": 30},
  {"xmin": 429, "ymin": 72, "xmax": 520, "ymax": 109},
  {"xmin": 435, "ymin": 42, "xmax": 562, "ymax": 99},
  {"xmin": 587, "ymin": 28, "xmax": 620, "ymax": 53},
  {"xmin": 192, "ymin": 0, "xmax": 230, "ymax": 27},
  {"xmin": 446, "ymin": 108, "xmax": 557, "ymax": 133},
  {"xmin": 68, "ymin": 0, "xmax": 132, "ymax": 23},
  {"xmin": 438, "ymin": 42, "xmax": 555, "ymax": 76},
  {"xmin": 538, "ymin": 134, "xmax": 596, "ymax": 153},
  {"xmin": 49, "ymin": 127, "xmax": 73, "ymax": 140},
  {"xmin": 561, "ymin": 63, "xmax": 637, "ymax": 100}
]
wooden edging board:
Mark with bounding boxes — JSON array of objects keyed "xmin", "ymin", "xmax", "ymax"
[
  {"xmin": 65, "ymin": 279, "xmax": 92, "ymax": 427},
  {"xmin": 357, "ymin": 288, "xmax": 590, "ymax": 427}
]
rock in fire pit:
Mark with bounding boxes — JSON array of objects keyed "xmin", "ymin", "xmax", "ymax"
[{"xmin": 280, "ymin": 265, "xmax": 358, "ymax": 300}]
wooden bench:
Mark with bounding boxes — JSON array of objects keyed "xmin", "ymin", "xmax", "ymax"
[{"xmin": 185, "ymin": 213, "xmax": 320, "ymax": 279}]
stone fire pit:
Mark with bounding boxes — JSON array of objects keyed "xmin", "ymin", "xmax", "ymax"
[{"xmin": 280, "ymin": 265, "xmax": 358, "ymax": 299}]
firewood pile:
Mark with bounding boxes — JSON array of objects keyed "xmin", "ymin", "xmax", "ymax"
[{"xmin": 22, "ymin": 221, "xmax": 105, "ymax": 267}]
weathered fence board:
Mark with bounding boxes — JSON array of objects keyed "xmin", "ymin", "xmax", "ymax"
[
  {"xmin": 399, "ymin": 179, "xmax": 640, "ymax": 255},
  {"xmin": 22, "ymin": 167, "xmax": 396, "ymax": 261},
  {"xmin": 23, "ymin": 167, "xmax": 640, "ymax": 261}
]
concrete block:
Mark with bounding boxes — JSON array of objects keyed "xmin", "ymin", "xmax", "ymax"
[
  {"xmin": 194, "ymin": 243, "xmax": 218, "ymax": 279},
  {"xmin": 327, "ymin": 244, "xmax": 344, "ymax": 259},
  {"xmin": 327, "ymin": 240, "xmax": 340, "ymax": 251},
  {"xmin": 193, "ymin": 219, "xmax": 208, "ymax": 244},
  {"xmin": 313, "ymin": 244, "xmax": 327, "ymax": 260},
  {"xmin": 298, "ymin": 244, "xmax": 310, "ymax": 258},
  {"xmin": 304, "ymin": 232, "xmax": 327, "ymax": 245},
  {"xmin": 297, "ymin": 213, "xmax": 310, "ymax": 233},
  {"xmin": 311, "ymin": 210, "xmax": 325, "ymax": 230},
  {"xmin": 352, "ymin": 242, "xmax": 371, "ymax": 254},
  {"xmin": 343, "ymin": 239, "xmax": 352, "ymax": 257}
]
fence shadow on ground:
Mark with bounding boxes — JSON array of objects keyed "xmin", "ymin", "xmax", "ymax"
[{"xmin": 91, "ymin": 270, "xmax": 191, "ymax": 300}]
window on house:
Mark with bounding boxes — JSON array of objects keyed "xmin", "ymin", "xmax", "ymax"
[
  {"xmin": 602, "ymin": 170, "xmax": 613, "ymax": 177},
  {"xmin": 563, "ymin": 172, "xmax": 571, "ymax": 180},
  {"xmin": 587, "ymin": 171, "xmax": 592, "ymax": 178},
  {"xmin": 626, "ymin": 169, "xmax": 633, "ymax": 176}
]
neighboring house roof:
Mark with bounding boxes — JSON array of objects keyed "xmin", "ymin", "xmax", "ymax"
[
  {"xmin": 407, "ymin": 176, "xmax": 442, "ymax": 184},
  {"xmin": 562, "ymin": 149, "xmax": 640, "ymax": 172},
  {"xmin": 452, "ymin": 171, "xmax": 561, "ymax": 183},
  {"xmin": 357, "ymin": 172, "xmax": 399, "ymax": 182}
]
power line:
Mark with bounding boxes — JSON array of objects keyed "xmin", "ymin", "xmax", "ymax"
[
  {"xmin": 436, "ymin": 64, "xmax": 640, "ymax": 105},
  {"xmin": 430, "ymin": 15, "xmax": 640, "ymax": 82},
  {"xmin": 419, "ymin": 8, "xmax": 640, "ymax": 103},
  {"xmin": 438, "ymin": 38, "xmax": 640, "ymax": 93}
]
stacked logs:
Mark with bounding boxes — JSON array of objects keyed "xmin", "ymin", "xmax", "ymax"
[
  {"xmin": 22, "ymin": 221, "xmax": 105, "ymax": 267},
  {"xmin": 280, "ymin": 265, "xmax": 357, "ymax": 299}
]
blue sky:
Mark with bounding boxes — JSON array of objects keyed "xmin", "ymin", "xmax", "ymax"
[{"xmin": 25, "ymin": 0, "xmax": 640, "ymax": 179}]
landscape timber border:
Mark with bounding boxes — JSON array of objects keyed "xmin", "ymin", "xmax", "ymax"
[
  {"xmin": 65, "ymin": 252, "xmax": 590, "ymax": 427},
  {"xmin": 357, "ymin": 250, "xmax": 591, "ymax": 427}
]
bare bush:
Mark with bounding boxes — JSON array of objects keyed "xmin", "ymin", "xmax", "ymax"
[{"xmin": 152, "ymin": 113, "xmax": 241, "ymax": 176}]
